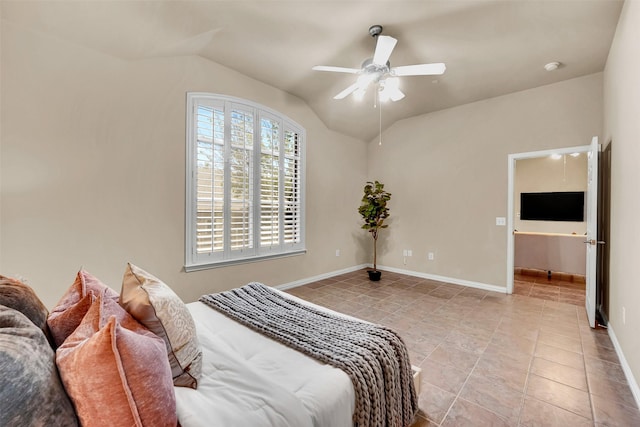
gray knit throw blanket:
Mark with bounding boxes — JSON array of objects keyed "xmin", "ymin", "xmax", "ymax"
[{"xmin": 199, "ymin": 282, "xmax": 418, "ymax": 427}]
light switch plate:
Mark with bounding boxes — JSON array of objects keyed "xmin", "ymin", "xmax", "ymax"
[{"xmin": 496, "ymin": 217, "xmax": 506, "ymax": 226}]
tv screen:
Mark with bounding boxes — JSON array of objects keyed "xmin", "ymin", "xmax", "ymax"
[{"xmin": 520, "ymin": 191, "xmax": 585, "ymax": 222}]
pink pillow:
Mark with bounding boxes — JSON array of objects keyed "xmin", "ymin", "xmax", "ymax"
[
  {"xmin": 56, "ymin": 294, "xmax": 176, "ymax": 427},
  {"xmin": 47, "ymin": 270, "xmax": 119, "ymax": 347}
]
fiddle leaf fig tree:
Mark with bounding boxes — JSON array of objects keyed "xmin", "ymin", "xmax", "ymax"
[{"xmin": 358, "ymin": 181, "xmax": 391, "ymax": 274}]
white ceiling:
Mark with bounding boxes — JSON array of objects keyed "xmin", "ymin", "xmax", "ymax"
[{"xmin": 2, "ymin": 0, "xmax": 624, "ymax": 141}]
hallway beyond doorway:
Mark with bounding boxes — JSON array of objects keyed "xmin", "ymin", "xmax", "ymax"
[{"xmin": 514, "ymin": 268, "xmax": 585, "ymax": 306}]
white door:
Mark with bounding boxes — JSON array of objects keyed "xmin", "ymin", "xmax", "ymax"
[{"xmin": 585, "ymin": 136, "xmax": 600, "ymax": 328}]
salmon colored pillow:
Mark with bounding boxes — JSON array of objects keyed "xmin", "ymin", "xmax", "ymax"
[
  {"xmin": 120, "ymin": 263, "xmax": 202, "ymax": 388},
  {"xmin": 56, "ymin": 294, "xmax": 176, "ymax": 427},
  {"xmin": 47, "ymin": 270, "xmax": 119, "ymax": 347}
]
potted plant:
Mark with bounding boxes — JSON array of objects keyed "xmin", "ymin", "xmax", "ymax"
[{"xmin": 358, "ymin": 180, "xmax": 391, "ymax": 281}]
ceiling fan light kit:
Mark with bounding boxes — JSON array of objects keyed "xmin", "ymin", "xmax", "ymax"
[{"xmin": 312, "ymin": 25, "xmax": 446, "ymax": 103}]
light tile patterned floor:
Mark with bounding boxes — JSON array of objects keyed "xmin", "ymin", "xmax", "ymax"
[
  {"xmin": 513, "ymin": 271, "xmax": 586, "ymax": 307},
  {"xmin": 285, "ymin": 269, "xmax": 640, "ymax": 426}
]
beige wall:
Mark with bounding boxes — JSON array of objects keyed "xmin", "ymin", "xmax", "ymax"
[
  {"xmin": 367, "ymin": 73, "xmax": 603, "ymax": 288},
  {"xmin": 514, "ymin": 155, "xmax": 587, "ymax": 235},
  {"xmin": 0, "ymin": 20, "xmax": 367, "ymax": 308},
  {"xmin": 603, "ymin": 0, "xmax": 640, "ymax": 397}
]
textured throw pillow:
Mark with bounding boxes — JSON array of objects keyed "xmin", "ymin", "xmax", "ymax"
[
  {"xmin": 0, "ymin": 305, "xmax": 78, "ymax": 427},
  {"xmin": 56, "ymin": 294, "xmax": 176, "ymax": 427},
  {"xmin": 0, "ymin": 275, "xmax": 50, "ymax": 336},
  {"xmin": 47, "ymin": 269, "xmax": 119, "ymax": 347},
  {"xmin": 120, "ymin": 262, "xmax": 202, "ymax": 388}
]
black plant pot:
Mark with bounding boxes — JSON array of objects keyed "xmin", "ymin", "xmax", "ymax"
[{"xmin": 367, "ymin": 270, "xmax": 382, "ymax": 281}]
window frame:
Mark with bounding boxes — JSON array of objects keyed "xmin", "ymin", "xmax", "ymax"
[{"xmin": 185, "ymin": 93, "xmax": 306, "ymax": 271}]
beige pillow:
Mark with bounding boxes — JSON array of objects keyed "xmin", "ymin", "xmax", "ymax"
[
  {"xmin": 120, "ymin": 263, "xmax": 202, "ymax": 388},
  {"xmin": 56, "ymin": 295, "xmax": 176, "ymax": 427}
]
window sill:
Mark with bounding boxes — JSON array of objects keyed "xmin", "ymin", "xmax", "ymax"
[{"xmin": 184, "ymin": 249, "xmax": 307, "ymax": 272}]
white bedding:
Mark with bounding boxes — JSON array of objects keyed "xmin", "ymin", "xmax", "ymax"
[{"xmin": 174, "ymin": 300, "xmax": 356, "ymax": 427}]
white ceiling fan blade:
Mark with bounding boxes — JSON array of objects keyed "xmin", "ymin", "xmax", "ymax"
[
  {"xmin": 334, "ymin": 82, "xmax": 361, "ymax": 100},
  {"xmin": 392, "ymin": 63, "xmax": 446, "ymax": 76},
  {"xmin": 312, "ymin": 65, "xmax": 361, "ymax": 74},
  {"xmin": 372, "ymin": 35, "xmax": 397, "ymax": 66}
]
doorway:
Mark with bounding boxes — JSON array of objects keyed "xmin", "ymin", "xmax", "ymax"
[
  {"xmin": 506, "ymin": 141, "xmax": 600, "ymax": 326},
  {"xmin": 511, "ymin": 153, "xmax": 588, "ymax": 305}
]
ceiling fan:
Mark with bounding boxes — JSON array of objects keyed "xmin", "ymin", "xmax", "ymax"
[{"xmin": 312, "ymin": 25, "xmax": 446, "ymax": 102}]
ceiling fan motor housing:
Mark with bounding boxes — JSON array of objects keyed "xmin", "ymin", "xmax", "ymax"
[
  {"xmin": 362, "ymin": 58, "xmax": 390, "ymax": 74},
  {"xmin": 360, "ymin": 58, "xmax": 391, "ymax": 85}
]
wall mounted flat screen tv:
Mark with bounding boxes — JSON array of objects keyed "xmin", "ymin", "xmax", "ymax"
[{"xmin": 520, "ymin": 191, "xmax": 585, "ymax": 222}]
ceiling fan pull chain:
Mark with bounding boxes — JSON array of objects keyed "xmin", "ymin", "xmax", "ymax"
[
  {"xmin": 373, "ymin": 82, "xmax": 377, "ymax": 109},
  {"xmin": 379, "ymin": 89, "xmax": 383, "ymax": 146}
]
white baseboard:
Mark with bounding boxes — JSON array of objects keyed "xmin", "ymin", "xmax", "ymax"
[
  {"xmin": 607, "ymin": 325, "xmax": 640, "ymax": 409},
  {"xmin": 276, "ymin": 262, "xmax": 506, "ymax": 295},
  {"xmin": 375, "ymin": 264, "xmax": 507, "ymax": 294},
  {"xmin": 275, "ymin": 264, "xmax": 369, "ymax": 291}
]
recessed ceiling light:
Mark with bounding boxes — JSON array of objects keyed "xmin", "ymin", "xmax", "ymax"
[
  {"xmin": 544, "ymin": 61, "xmax": 561, "ymax": 72},
  {"xmin": 570, "ymin": 152, "xmax": 580, "ymax": 157}
]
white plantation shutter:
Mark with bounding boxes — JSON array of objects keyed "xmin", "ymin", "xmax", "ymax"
[
  {"xmin": 229, "ymin": 106, "xmax": 254, "ymax": 253},
  {"xmin": 283, "ymin": 128, "xmax": 301, "ymax": 244},
  {"xmin": 186, "ymin": 94, "xmax": 305, "ymax": 270},
  {"xmin": 260, "ymin": 114, "xmax": 280, "ymax": 249},
  {"xmin": 195, "ymin": 103, "xmax": 224, "ymax": 254}
]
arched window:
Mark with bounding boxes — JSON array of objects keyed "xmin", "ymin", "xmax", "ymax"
[{"xmin": 185, "ymin": 93, "xmax": 305, "ymax": 270}]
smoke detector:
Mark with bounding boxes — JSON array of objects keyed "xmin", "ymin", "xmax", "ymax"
[{"xmin": 544, "ymin": 61, "xmax": 561, "ymax": 71}]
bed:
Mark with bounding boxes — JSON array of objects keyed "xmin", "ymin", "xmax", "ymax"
[
  {"xmin": 174, "ymin": 284, "xmax": 418, "ymax": 427},
  {"xmin": 1, "ymin": 267, "xmax": 417, "ymax": 427}
]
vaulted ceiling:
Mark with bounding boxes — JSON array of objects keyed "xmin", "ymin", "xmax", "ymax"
[{"xmin": 1, "ymin": 0, "xmax": 624, "ymax": 141}]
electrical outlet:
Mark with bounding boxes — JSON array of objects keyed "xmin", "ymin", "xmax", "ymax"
[
  {"xmin": 428, "ymin": 252, "xmax": 434, "ymax": 261},
  {"xmin": 335, "ymin": 249, "xmax": 340, "ymax": 257},
  {"xmin": 407, "ymin": 250, "xmax": 412, "ymax": 257},
  {"xmin": 496, "ymin": 217, "xmax": 506, "ymax": 226},
  {"xmin": 403, "ymin": 250, "xmax": 407, "ymax": 257}
]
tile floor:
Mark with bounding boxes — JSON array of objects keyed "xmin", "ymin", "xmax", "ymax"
[
  {"xmin": 513, "ymin": 270, "xmax": 586, "ymax": 307},
  {"xmin": 285, "ymin": 269, "xmax": 640, "ymax": 426}
]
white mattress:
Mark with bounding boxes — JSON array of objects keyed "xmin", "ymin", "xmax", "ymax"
[{"xmin": 174, "ymin": 297, "xmax": 356, "ymax": 427}]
